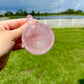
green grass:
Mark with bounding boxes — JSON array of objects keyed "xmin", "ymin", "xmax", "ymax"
[{"xmin": 0, "ymin": 28, "xmax": 84, "ymax": 84}]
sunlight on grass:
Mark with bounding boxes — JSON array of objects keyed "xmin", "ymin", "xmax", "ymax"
[{"xmin": 0, "ymin": 28, "xmax": 84, "ymax": 84}]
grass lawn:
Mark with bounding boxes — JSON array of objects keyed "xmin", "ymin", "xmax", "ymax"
[{"xmin": 0, "ymin": 28, "xmax": 84, "ymax": 84}]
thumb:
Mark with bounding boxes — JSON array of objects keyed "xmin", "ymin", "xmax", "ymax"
[{"xmin": 10, "ymin": 23, "xmax": 28, "ymax": 41}]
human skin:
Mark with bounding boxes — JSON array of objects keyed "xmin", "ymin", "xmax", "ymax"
[{"xmin": 0, "ymin": 18, "xmax": 37, "ymax": 70}]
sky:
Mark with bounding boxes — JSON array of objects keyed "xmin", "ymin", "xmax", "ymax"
[{"xmin": 0, "ymin": 0, "xmax": 83, "ymax": 14}]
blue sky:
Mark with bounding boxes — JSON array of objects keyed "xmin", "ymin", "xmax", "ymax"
[{"xmin": 0, "ymin": 0, "xmax": 83, "ymax": 14}]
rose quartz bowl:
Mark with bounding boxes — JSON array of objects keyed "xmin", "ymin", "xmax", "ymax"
[{"xmin": 22, "ymin": 22, "xmax": 54, "ymax": 55}]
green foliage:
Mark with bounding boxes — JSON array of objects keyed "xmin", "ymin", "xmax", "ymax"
[
  {"xmin": 0, "ymin": 28, "xmax": 84, "ymax": 84},
  {"xmin": 30, "ymin": 10, "xmax": 35, "ymax": 16},
  {"xmin": 64, "ymin": 9, "xmax": 74, "ymax": 14},
  {"xmin": 23, "ymin": 10, "xmax": 28, "ymax": 16},
  {"xmin": 1, "ymin": 8, "xmax": 84, "ymax": 17},
  {"xmin": 75, "ymin": 10, "xmax": 83, "ymax": 14},
  {"xmin": 36, "ymin": 11, "xmax": 40, "ymax": 16},
  {"xmin": 15, "ymin": 9, "xmax": 28, "ymax": 16},
  {"xmin": 4, "ymin": 11, "xmax": 14, "ymax": 16},
  {"xmin": 61, "ymin": 9, "xmax": 84, "ymax": 15},
  {"xmin": 0, "ymin": 14, "xmax": 3, "ymax": 17}
]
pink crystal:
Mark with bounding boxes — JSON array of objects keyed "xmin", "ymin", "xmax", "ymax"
[{"xmin": 22, "ymin": 15, "xmax": 54, "ymax": 55}]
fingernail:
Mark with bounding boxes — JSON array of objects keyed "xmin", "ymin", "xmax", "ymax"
[{"xmin": 22, "ymin": 44, "xmax": 25, "ymax": 48}]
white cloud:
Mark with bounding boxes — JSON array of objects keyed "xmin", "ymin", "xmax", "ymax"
[
  {"xmin": 0, "ymin": 10, "xmax": 6, "ymax": 14},
  {"xmin": 51, "ymin": 8, "xmax": 63, "ymax": 13},
  {"xmin": 53, "ymin": 0, "xmax": 66, "ymax": 6},
  {"xmin": 0, "ymin": 0, "xmax": 83, "ymax": 13},
  {"xmin": 75, "ymin": 3, "xmax": 80, "ymax": 9}
]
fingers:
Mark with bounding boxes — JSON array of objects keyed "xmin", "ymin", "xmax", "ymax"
[
  {"xmin": 10, "ymin": 19, "xmax": 38, "ymax": 41},
  {"xmin": 13, "ymin": 43, "xmax": 25, "ymax": 50},
  {"xmin": 0, "ymin": 25, "xmax": 5, "ymax": 31},
  {"xmin": 0, "ymin": 18, "xmax": 28, "ymax": 30},
  {"xmin": 0, "ymin": 18, "xmax": 38, "ymax": 30},
  {"xmin": 11, "ymin": 23, "xmax": 28, "ymax": 41}
]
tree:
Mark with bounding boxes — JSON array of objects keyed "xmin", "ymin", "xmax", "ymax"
[
  {"xmin": 16, "ymin": 9, "xmax": 23, "ymax": 16},
  {"xmin": 4, "ymin": 11, "xmax": 14, "ymax": 16},
  {"xmin": 64, "ymin": 9, "xmax": 74, "ymax": 14},
  {"xmin": 44, "ymin": 12, "xmax": 48, "ymax": 15},
  {"xmin": 0, "ymin": 14, "xmax": 3, "ymax": 17},
  {"xmin": 36, "ymin": 11, "xmax": 40, "ymax": 15},
  {"xmin": 75, "ymin": 10, "xmax": 83, "ymax": 14},
  {"xmin": 30, "ymin": 10, "xmax": 35, "ymax": 16},
  {"xmin": 23, "ymin": 10, "xmax": 28, "ymax": 16}
]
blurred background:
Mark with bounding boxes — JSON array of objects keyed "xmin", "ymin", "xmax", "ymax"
[{"xmin": 0, "ymin": 0, "xmax": 84, "ymax": 84}]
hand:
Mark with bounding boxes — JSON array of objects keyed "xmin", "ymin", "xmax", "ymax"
[{"xmin": 0, "ymin": 18, "xmax": 37, "ymax": 70}]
